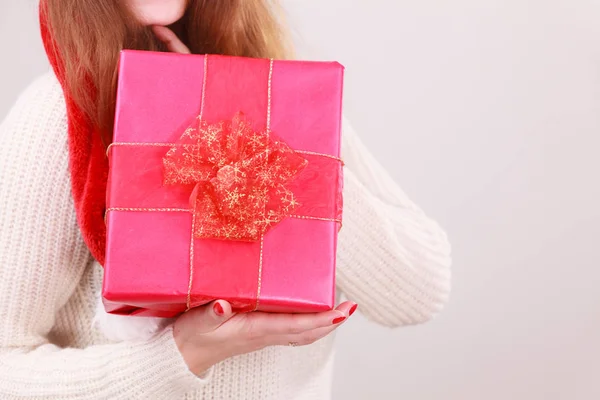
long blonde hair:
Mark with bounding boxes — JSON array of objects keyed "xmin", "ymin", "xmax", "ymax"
[{"xmin": 42, "ymin": 0, "xmax": 290, "ymax": 143}]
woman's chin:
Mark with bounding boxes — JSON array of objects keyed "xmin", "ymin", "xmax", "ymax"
[
  {"xmin": 129, "ymin": 0, "xmax": 186, "ymax": 26},
  {"xmin": 137, "ymin": 14, "xmax": 184, "ymax": 27}
]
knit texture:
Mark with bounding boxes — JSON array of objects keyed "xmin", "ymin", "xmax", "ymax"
[{"xmin": 0, "ymin": 73, "xmax": 452, "ymax": 400}]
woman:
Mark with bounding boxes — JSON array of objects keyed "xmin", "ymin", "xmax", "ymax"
[{"xmin": 0, "ymin": 0, "xmax": 452, "ymax": 399}]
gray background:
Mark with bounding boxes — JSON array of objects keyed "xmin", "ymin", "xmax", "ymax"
[{"xmin": 2, "ymin": 1, "xmax": 600, "ymax": 399}]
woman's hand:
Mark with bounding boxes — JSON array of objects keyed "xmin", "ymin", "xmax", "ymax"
[
  {"xmin": 152, "ymin": 25, "xmax": 191, "ymax": 54},
  {"xmin": 174, "ymin": 300, "xmax": 357, "ymax": 376}
]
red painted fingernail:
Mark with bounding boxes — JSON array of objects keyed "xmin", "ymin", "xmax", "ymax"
[
  {"xmin": 349, "ymin": 304, "xmax": 358, "ymax": 316},
  {"xmin": 332, "ymin": 316, "xmax": 346, "ymax": 325},
  {"xmin": 213, "ymin": 302, "xmax": 224, "ymax": 316}
]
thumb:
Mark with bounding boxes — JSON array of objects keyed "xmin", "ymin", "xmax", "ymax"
[
  {"xmin": 152, "ymin": 25, "xmax": 191, "ymax": 54},
  {"xmin": 189, "ymin": 300, "xmax": 235, "ymax": 333}
]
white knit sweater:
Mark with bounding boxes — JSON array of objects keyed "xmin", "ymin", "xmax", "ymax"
[{"xmin": 0, "ymin": 72, "xmax": 452, "ymax": 400}]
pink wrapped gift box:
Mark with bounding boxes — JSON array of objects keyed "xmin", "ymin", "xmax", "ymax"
[{"xmin": 103, "ymin": 50, "xmax": 344, "ymax": 317}]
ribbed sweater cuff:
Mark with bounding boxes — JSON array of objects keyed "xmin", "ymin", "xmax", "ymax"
[{"xmin": 128, "ymin": 326, "xmax": 211, "ymax": 397}]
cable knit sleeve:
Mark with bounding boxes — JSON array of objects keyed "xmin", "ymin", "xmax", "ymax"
[
  {"xmin": 0, "ymin": 74, "xmax": 206, "ymax": 399},
  {"xmin": 336, "ymin": 117, "xmax": 452, "ymax": 327}
]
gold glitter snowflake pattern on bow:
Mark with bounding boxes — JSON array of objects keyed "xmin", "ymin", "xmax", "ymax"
[{"xmin": 163, "ymin": 112, "xmax": 308, "ymax": 241}]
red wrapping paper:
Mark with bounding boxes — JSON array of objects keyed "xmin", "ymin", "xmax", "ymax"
[{"xmin": 103, "ymin": 50, "xmax": 344, "ymax": 317}]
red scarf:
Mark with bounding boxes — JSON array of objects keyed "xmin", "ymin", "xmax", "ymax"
[{"xmin": 40, "ymin": 1, "xmax": 108, "ymax": 265}]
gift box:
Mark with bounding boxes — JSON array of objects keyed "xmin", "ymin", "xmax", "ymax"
[{"xmin": 103, "ymin": 50, "xmax": 344, "ymax": 317}]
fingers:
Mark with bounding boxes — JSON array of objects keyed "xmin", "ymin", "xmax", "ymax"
[
  {"xmin": 187, "ymin": 300, "xmax": 235, "ymax": 334},
  {"xmin": 277, "ymin": 322, "xmax": 342, "ymax": 347},
  {"xmin": 151, "ymin": 25, "xmax": 191, "ymax": 54},
  {"xmin": 247, "ymin": 310, "xmax": 340, "ymax": 337},
  {"xmin": 244, "ymin": 301, "xmax": 356, "ymax": 337},
  {"xmin": 334, "ymin": 300, "xmax": 358, "ymax": 316},
  {"xmin": 269, "ymin": 302, "xmax": 357, "ymax": 347}
]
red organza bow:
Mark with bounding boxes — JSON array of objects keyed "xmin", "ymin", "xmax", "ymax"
[{"xmin": 163, "ymin": 112, "xmax": 308, "ymax": 241}]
